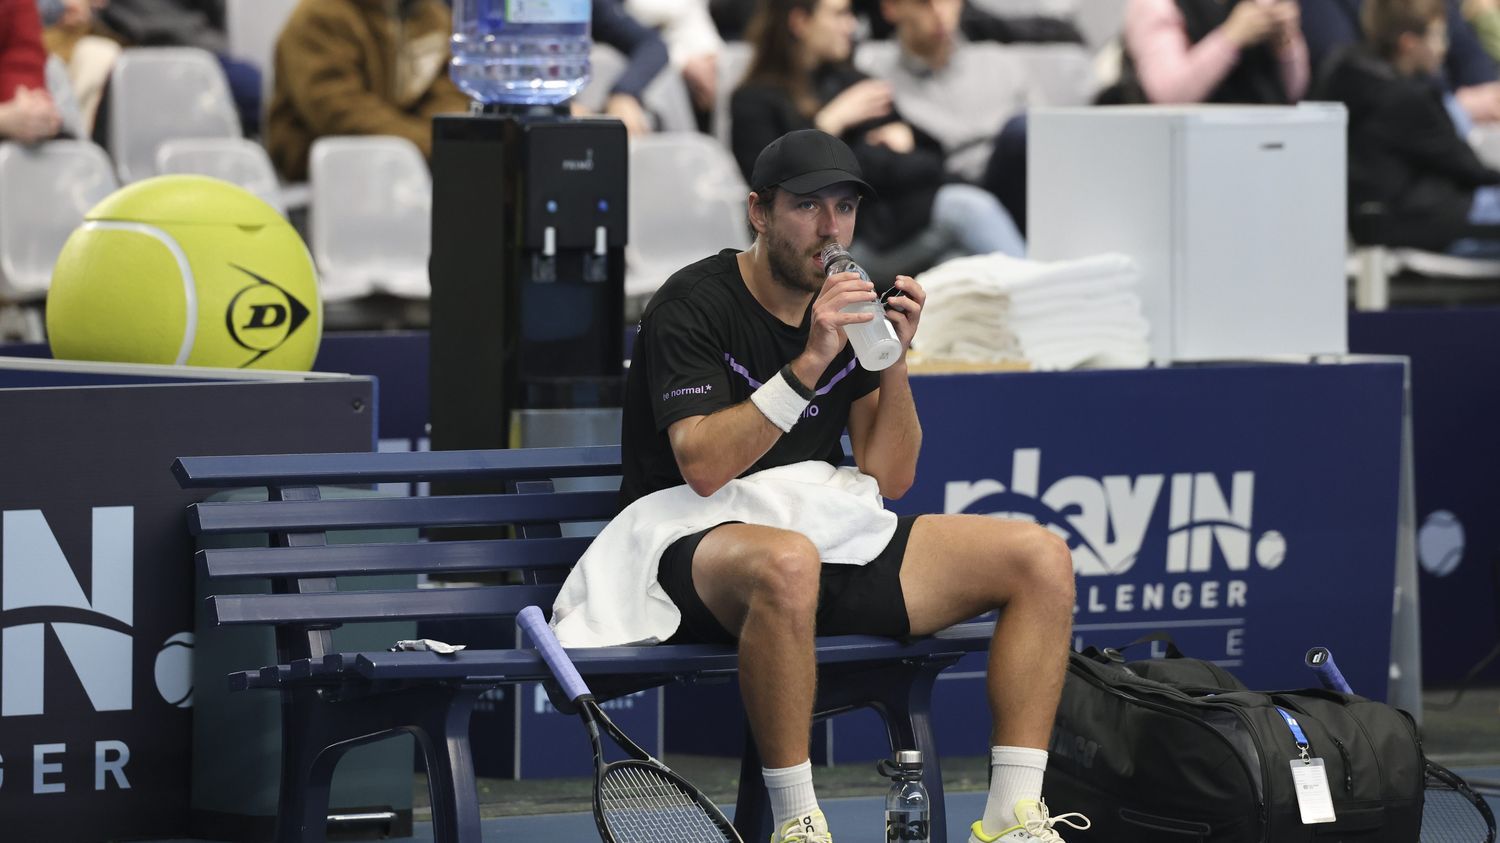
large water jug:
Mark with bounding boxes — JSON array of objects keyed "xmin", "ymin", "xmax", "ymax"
[{"xmin": 450, "ymin": 0, "xmax": 592, "ymax": 106}]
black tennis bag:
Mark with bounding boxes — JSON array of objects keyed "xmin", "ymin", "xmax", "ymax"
[{"xmin": 1043, "ymin": 642, "xmax": 1424, "ymax": 842}]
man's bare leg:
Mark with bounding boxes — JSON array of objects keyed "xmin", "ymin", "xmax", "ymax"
[
  {"xmin": 689, "ymin": 524, "xmax": 825, "ymax": 836},
  {"xmin": 898, "ymin": 514, "xmax": 1078, "ymax": 840}
]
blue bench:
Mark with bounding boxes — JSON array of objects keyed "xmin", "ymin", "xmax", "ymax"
[{"xmin": 173, "ymin": 445, "xmax": 993, "ymax": 842}]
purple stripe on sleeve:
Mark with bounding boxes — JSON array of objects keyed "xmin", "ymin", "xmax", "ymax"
[
  {"xmin": 813, "ymin": 359, "xmax": 858, "ymax": 396},
  {"xmin": 725, "ymin": 353, "xmax": 857, "ymax": 396},
  {"xmin": 723, "ymin": 353, "xmax": 764, "ymax": 388}
]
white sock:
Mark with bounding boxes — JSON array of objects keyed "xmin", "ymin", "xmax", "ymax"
[
  {"xmin": 763, "ymin": 760, "xmax": 820, "ymax": 831},
  {"xmin": 981, "ymin": 746, "xmax": 1048, "ymax": 835}
]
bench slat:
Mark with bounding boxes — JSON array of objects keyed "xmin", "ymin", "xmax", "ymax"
[
  {"xmin": 189, "ymin": 491, "xmax": 618, "ymax": 535},
  {"xmin": 209, "ymin": 585, "xmax": 561, "ymax": 625},
  {"xmin": 199, "ymin": 536, "xmax": 593, "ymax": 579},
  {"xmin": 173, "ymin": 446, "xmax": 622, "ymax": 488},
  {"xmin": 351, "ymin": 627, "xmax": 994, "ymax": 681}
]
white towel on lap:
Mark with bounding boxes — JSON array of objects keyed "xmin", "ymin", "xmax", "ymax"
[{"xmin": 550, "ymin": 460, "xmax": 898, "ymax": 648}]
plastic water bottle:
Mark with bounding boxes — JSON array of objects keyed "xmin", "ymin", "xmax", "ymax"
[
  {"xmin": 820, "ymin": 242, "xmax": 902, "ymax": 372},
  {"xmin": 450, "ymin": 0, "xmax": 592, "ymax": 106},
  {"xmin": 880, "ymin": 750, "xmax": 930, "ymax": 842}
]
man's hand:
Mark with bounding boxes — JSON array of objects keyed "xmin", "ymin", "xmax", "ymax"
[
  {"xmin": 793, "ymin": 268, "xmax": 877, "ymax": 382},
  {"xmin": 814, "ymin": 79, "xmax": 893, "ymax": 137},
  {"xmin": 0, "ymin": 87, "xmax": 62, "ymax": 144},
  {"xmin": 1222, "ymin": 0, "xmax": 1276, "ymax": 48},
  {"xmin": 865, "ymin": 121, "xmax": 915, "ymax": 153},
  {"xmin": 1269, "ymin": 0, "xmax": 1300, "ymax": 51},
  {"xmin": 883, "ymin": 274, "xmax": 925, "ymax": 355},
  {"xmin": 682, "ymin": 53, "xmax": 717, "ymax": 113},
  {"xmin": 605, "ymin": 93, "xmax": 653, "ymax": 137},
  {"xmin": 1458, "ymin": 82, "xmax": 1500, "ymax": 123}
]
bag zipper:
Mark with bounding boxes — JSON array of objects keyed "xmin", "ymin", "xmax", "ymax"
[{"xmin": 1332, "ymin": 736, "xmax": 1353, "ymax": 795}]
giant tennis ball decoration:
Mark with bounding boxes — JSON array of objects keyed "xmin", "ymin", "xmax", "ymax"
[{"xmin": 46, "ymin": 175, "xmax": 321, "ymax": 369}]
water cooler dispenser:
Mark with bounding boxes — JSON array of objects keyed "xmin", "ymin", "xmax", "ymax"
[
  {"xmin": 425, "ymin": 110, "xmax": 640, "ymax": 778},
  {"xmin": 428, "ymin": 112, "xmax": 627, "ymax": 452}
]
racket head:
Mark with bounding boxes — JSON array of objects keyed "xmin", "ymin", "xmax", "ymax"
[
  {"xmin": 592, "ymin": 758, "xmax": 741, "ymax": 843},
  {"xmin": 1423, "ymin": 761, "xmax": 1497, "ymax": 843}
]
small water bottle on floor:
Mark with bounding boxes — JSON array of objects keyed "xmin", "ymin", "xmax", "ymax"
[{"xmin": 880, "ymin": 750, "xmax": 930, "ymax": 842}]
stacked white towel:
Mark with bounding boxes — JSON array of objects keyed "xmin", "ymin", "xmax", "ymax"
[{"xmin": 913, "ymin": 252, "xmax": 1150, "ymax": 370}]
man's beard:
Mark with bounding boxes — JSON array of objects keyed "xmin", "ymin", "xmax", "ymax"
[{"xmin": 765, "ymin": 223, "xmax": 825, "ymax": 295}]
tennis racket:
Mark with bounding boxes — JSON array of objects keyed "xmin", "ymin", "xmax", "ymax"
[
  {"xmin": 1305, "ymin": 647, "xmax": 1496, "ymax": 843},
  {"xmin": 517, "ymin": 605, "xmax": 744, "ymax": 843}
]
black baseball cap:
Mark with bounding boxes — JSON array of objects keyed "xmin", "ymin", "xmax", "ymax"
[{"xmin": 750, "ymin": 129, "xmax": 876, "ymax": 199}]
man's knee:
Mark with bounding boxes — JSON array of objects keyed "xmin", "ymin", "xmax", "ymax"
[
  {"xmin": 749, "ymin": 532, "xmax": 821, "ymax": 616},
  {"xmin": 1018, "ymin": 525, "xmax": 1076, "ymax": 606}
]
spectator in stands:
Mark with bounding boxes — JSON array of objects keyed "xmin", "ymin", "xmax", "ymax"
[
  {"xmin": 730, "ymin": 0, "xmax": 1024, "ymax": 277},
  {"xmin": 37, "ymin": 0, "xmax": 116, "ymax": 137},
  {"xmin": 1, "ymin": 0, "xmax": 63, "ymax": 142},
  {"xmin": 873, "ymin": 0, "xmax": 1032, "ymax": 230},
  {"xmin": 1112, "ymin": 0, "xmax": 1310, "ymax": 104},
  {"xmin": 1302, "ymin": 0, "xmax": 1500, "ymax": 121},
  {"xmin": 1314, "ymin": 0, "xmax": 1500, "ymax": 254},
  {"xmin": 625, "ymin": 0, "xmax": 723, "ymax": 123},
  {"xmin": 267, "ymin": 0, "xmax": 469, "ymax": 181},
  {"xmin": 580, "ymin": 0, "xmax": 672, "ymax": 136}
]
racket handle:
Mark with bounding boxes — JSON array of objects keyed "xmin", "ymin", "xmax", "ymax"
[
  {"xmin": 518, "ymin": 605, "xmax": 592, "ymax": 702},
  {"xmin": 1305, "ymin": 646, "xmax": 1353, "ymax": 694}
]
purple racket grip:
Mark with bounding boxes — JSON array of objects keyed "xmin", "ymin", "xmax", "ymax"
[
  {"xmin": 518, "ymin": 605, "xmax": 591, "ymax": 702},
  {"xmin": 1305, "ymin": 647, "xmax": 1353, "ymax": 694}
]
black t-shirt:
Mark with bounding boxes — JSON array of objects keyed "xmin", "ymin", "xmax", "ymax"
[{"xmin": 620, "ymin": 249, "xmax": 881, "ymax": 506}]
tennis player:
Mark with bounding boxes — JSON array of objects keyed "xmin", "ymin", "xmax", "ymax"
[{"xmin": 619, "ymin": 129, "xmax": 1087, "ymax": 843}]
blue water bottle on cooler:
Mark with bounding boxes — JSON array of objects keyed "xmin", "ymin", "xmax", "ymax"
[{"xmin": 450, "ymin": 0, "xmax": 592, "ymax": 106}]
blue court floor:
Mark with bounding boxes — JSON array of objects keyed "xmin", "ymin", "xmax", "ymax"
[
  {"xmin": 148, "ymin": 772, "xmax": 1500, "ymax": 843},
  {"xmin": 153, "ymin": 791, "xmax": 989, "ymax": 843}
]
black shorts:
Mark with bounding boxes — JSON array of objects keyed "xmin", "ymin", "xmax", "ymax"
[{"xmin": 656, "ymin": 515, "xmax": 920, "ymax": 645}]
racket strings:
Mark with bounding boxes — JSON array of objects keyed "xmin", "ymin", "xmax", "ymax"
[
  {"xmin": 599, "ymin": 764, "xmax": 734, "ymax": 842},
  {"xmin": 1421, "ymin": 779, "xmax": 1496, "ymax": 843}
]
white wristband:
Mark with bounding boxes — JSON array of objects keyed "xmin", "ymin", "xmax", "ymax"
[{"xmin": 750, "ymin": 370, "xmax": 811, "ymax": 433}]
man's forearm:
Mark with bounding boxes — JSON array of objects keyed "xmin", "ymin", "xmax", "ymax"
[
  {"xmin": 860, "ymin": 363, "xmax": 921, "ymax": 497},
  {"xmin": 671, "ymin": 401, "xmax": 784, "ymax": 497}
]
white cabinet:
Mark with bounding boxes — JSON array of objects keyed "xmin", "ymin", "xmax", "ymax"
[{"xmin": 1029, "ymin": 104, "xmax": 1348, "ymax": 363}]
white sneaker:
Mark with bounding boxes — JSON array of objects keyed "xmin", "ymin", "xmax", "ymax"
[
  {"xmin": 770, "ymin": 808, "xmax": 832, "ymax": 843},
  {"xmin": 968, "ymin": 798, "xmax": 1091, "ymax": 842}
]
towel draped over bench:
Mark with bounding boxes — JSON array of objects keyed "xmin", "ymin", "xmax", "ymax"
[{"xmin": 551, "ymin": 460, "xmax": 898, "ymax": 647}]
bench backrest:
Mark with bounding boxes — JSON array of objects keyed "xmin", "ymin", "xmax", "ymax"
[{"xmin": 172, "ymin": 445, "xmax": 622, "ymax": 664}]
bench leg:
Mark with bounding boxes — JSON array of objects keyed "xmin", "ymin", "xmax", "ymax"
[
  {"xmin": 863, "ymin": 661, "xmax": 950, "ymax": 843},
  {"xmin": 732, "ymin": 726, "xmax": 773, "ymax": 841},
  {"xmin": 274, "ymin": 686, "xmax": 483, "ymax": 843},
  {"xmin": 731, "ymin": 656, "xmax": 961, "ymax": 843},
  {"xmin": 276, "ymin": 691, "xmax": 338, "ymax": 843},
  {"xmin": 409, "ymin": 690, "xmax": 484, "ymax": 843}
]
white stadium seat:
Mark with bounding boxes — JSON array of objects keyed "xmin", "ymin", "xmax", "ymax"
[
  {"xmin": 0, "ymin": 140, "xmax": 118, "ymax": 302},
  {"xmin": 155, "ymin": 137, "xmax": 286, "ymax": 214},
  {"xmin": 627, "ymin": 132, "xmax": 750, "ymax": 301},
  {"xmin": 309, "ymin": 135, "xmax": 432, "ymax": 302},
  {"xmin": 108, "ymin": 47, "xmax": 242, "ymax": 184}
]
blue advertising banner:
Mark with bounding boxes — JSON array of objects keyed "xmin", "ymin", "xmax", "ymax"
[
  {"xmin": 516, "ymin": 683, "xmax": 661, "ymax": 778},
  {"xmin": 0, "ymin": 363, "xmax": 375, "ymax": 841},
  {"xmin": 824, "ymin": 360, "xmax": 1406, "ymax": 763},
  {"xmin": 1350, "ymin": 309, "xmax": 1500, "ymax": 685}
]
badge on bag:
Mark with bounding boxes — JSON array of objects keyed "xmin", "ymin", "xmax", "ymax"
[{"xmin": 1290, "ymin": 758, "xmax": 1337, "ymax": 824}]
